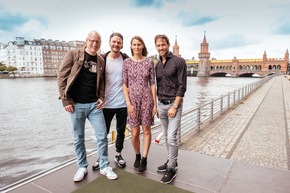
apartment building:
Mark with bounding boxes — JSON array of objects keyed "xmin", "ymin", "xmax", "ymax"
[
  {"xmin": 0, "ymin": 37, "xmax": 85, "ymax": 76},
  {"xmin": 0, "ymin": 37, "xmax": 43, "ymax": 75},
  {"xmin": 34, "ymin": 39, "xmax": 84, "ymax": 76}
]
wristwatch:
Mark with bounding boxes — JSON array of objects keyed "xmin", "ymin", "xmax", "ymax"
[{"xmin": 172, "ymin": 103, "xmax": 178, "ymax": 109}]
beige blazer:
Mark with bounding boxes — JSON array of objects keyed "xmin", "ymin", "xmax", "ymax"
[{"xmin": 57, "ymin": 48, "xmax": 105, "ymax": 106}]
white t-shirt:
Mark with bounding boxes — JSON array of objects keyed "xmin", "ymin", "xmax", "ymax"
[{"xmin": 103, "ymin": 55, "xmax": 127, "ymax": 108}]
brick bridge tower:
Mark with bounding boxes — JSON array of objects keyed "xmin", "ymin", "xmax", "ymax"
[
  {"xmin": 285, "ymin": 49, "xmax": 289, "ymax": 74},
  {"xmin": 197, "ymin": 31, "xmax": 211, "ymax": 76},
  {"xmin": 285, "ymin": 49, "xmax": 289, "ymax": 61},
  {"xmin": 172, "ymin": 35, "xmax": 181, "ymax": 57}
]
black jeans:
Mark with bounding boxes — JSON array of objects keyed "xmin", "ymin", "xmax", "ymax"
[{"xmin": 103, "ymin": 107, "xmax": 127, "ymax": 153}]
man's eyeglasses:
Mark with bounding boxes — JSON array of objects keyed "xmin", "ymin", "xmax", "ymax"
[{"xmin": 89, "ymin": 39, "xmax": 101, "ymax": 44}]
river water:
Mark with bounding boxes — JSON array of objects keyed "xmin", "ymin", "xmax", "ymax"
[{"xmin": 0, "ymin": 76, "xmax": 259, "ymax": 189}]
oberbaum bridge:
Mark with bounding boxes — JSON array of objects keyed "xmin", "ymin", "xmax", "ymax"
[{"xmin": 172, "ymin": 33, "xmax": 290, "ymax": 77}]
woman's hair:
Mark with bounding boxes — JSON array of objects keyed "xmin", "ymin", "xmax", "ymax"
[{"xmin": 130, "ymin": 35, "xmax": 148, "ymax": 56}]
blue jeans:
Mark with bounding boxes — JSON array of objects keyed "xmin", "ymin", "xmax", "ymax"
[
  {"xmin": 158, "ymin": 102, "xmax": 182, "ymax": 169},
  {"xmin": 70, "ymin": 102, "xmax": 109, "ymax": 169}
]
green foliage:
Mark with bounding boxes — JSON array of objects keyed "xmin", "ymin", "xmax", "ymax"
[
  {"xmin": 6, "ymin": 66, "xmax": 17, "ymax": 72},
  {"xmin": 0, "ymin": 65, "xmax": 6, "ymax": 71},
  {"xmin": 0, "ymin": 65, "xmax": 17, "ymax": 72}
]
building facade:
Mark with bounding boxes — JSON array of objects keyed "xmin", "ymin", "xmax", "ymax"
[
  {"xmin": 0, "ymin": 37, "xmax": 85, "ymax": 76},
  {"xmin": 34, "ymin": 39, "xmax": 84, "ymax": 76},
  {"xmin": 0, "ymin": 37, "xmax": 44, "ymax": 75}
]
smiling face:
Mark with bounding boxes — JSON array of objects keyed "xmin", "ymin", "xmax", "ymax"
[
  {"xmin": 155, "ymin": 37, "xmax": 170, "ymax": 58},
  {"xmin": 109, "ymin": 35, "xmax": 123, "ymax": 53},
  {"xmin": 85, "ymin": 31, "xmax": 102, "ymax": 56}
]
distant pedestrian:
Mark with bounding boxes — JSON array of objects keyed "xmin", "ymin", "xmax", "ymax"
[
  {"xmin": 122, "ymin": 35, "xmax": 157, "ymax": 173},
  {"xmin": 58, "ymin": 30, "xmax": 118, "ymax": 182},
  {"xmin": 154, "ymin": 34, "xmax": 187, "ymax": 184},
  {"xmin": 92, "ymin": 32, "xmax": 129, "ymax": 170}
]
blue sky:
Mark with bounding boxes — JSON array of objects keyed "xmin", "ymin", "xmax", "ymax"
[{"xmin": 0, "ymin": 0, "xmax": 289, "ymax": 59}]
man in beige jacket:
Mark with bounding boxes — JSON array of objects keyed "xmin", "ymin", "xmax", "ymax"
[{"xmin": 58, "ymin": 30, "xmax": 117, "ymax": 182}]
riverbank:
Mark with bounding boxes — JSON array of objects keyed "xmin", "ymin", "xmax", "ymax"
[
  {"xmin": 0, "ymin": 74, "xmax": 12, "ymax": 79},
  {"xmin": 0, "ymin": 74, "xmax": 57, "ymax": 79}
]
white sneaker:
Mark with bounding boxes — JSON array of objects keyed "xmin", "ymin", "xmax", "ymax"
[
  {"xmin": 73, "ymin": 168, "xmax": 88, "ymax": 182},
  {"xmin": 100, "ymin": 166, "xmax": 118, "ymax": 180}
]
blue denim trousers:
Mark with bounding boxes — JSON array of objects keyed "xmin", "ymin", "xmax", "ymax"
[
  {"xmin": 70, "ymin": 102, "xmax": 109, "ymax": 169},
  {"xmin": 158, "ymin": 102, "xmax": 182, "ymax": 169}
]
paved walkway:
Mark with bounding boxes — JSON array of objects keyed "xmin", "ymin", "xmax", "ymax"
[{"xmin": 181, "ymin": 75, "xmax": 290, "ymax": 171}]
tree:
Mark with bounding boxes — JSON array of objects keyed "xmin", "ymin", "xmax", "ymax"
[
  {"xmin": 6, "ymin": 66, "xmax": 17, "ymax": 73},
  {"xmin": 0, "ymin": 65, "xmax": 6, "ymax": 71}
]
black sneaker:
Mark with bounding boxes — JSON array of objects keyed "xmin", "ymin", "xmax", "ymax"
[
  {"xmin": 134, "ymin": 154, "xmax": 141, "ymax": 169},
  {"xmin": 161, "ymin": 168, "xmax": 176, "ymax": 184},
  {"xmin": 137, "ymin": 157, "xmax": 147, "ymax": 173},
  {"xmin": 114, "ymin": 155, "xmax": 126, "ymax": 168},
  {"xmin": 157, "ymin": 160, "xmax": 178, "ymax": 172},
  {"xmin": 92, "ymin": 159, "xmax": 100, "ymax": 170}
]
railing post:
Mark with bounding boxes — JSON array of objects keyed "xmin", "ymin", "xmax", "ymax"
[
  {"xmin": 233, "ymin": 90, "xmax": 236, "ymax": 105},
  {"xmin": 210, "ymin": 100, "xmax": 214, "ymax": 120},
  {"xmin": 241, "ymin": 86, "xmax": 244, "ymax": 98},
  {"xmin": 220, "ymin": 96, "xmax": 223, "ymax": 113},
  {"xmin": 197, "ymin": 107, "xmax": 201, "ymax": 130},
  {"xmin": 227, "ymin": 93, "xmax": 230, "ymax": 109},
  {"xmin": 178, "ymin": 124, "xmax": 181, "ymax": 144}
]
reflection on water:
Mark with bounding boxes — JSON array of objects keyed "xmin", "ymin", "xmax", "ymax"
[
  {"xmin": 196, "ymin": 77, "xmax": 210, "ymax": 106},
  {"xmin": 0, "ymin": 76, "xmax": 259, "ymax": 188},
  {"xmin": 185, "ymin": 76, "xmax": 258, "ymax": 111}
]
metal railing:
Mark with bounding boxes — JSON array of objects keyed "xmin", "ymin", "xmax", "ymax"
[{"xmin": 151, "ymin": 75, "xmax": 273, "ymax": 145}]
